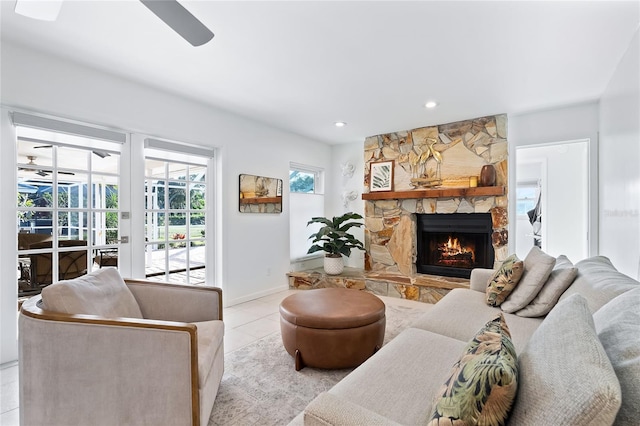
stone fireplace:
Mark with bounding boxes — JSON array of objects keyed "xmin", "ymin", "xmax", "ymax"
[
  {"xmin": 361, "ymin": 114, "xmax": 509, "ymax": 301},
  {"xmin": 288, "ymin": 114, "xmax": 509, "ymax": 304}
]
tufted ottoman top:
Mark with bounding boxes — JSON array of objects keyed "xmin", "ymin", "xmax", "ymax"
[{"xmin": 279, "ymin": 288, "xmax": 385, "ymax": 329}]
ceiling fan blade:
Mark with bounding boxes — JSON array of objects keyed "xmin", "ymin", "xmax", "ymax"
[
  {"xmin": 140, "ymin": 0, "xmax": 214, "ymax": 47},
  {"xmin": 92, "ymin": 150, "xmax": 111, "ymax": 158},
  {"xmin": 58, "ymin": 171, "xmax": 75, "ymax": 176},
  {"xmin": 14, "ymin": 0, "xmax": 63, "ymax": 21}
]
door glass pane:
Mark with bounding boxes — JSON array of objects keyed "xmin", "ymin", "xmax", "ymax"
[
  {"xmin": 145, "ymin": 211, "xmax": 165, "ymax": 242},
  {"xmin": 58, "ymin": 211, "xmax": 88, "ymax": 243},
  {"xmin": 168, "ymin": 162, "xmax": 188, "ymax": 179},
  {"xmin": 92, "ymin": 178, "xmax": 119, "ymax": 209},
  {"xmin": 145, "ymin": 243, "xmax": 166, "ymax": 280},
  {"xmin": 190, "ymin": 165, "xmax": 206, "ymax": 182},
  {"xmin": 93, "ymin": 211, "xmax": 119, "ymax": 245},
  {"xmin": 153, "ymin": 181, "xmax": 166, "ymax": 210},
  {"xmin": 58, "ymin": 177, "xmax": 88, "ymax": 208},
  {"xmin": 17, "ymin": 140, "xmax": 52, "ymax": 167},
  {"xmin": 168, "ymin": 181, "xmax": 187, "ymax": 209},
  {"xmin": 58, "ymin": 147, "xmax": 88, "ymax": 170},
  {"xmin": 190, "ymin": 183, "xmax": 205, "ymax": 210},
  {"xmin": 30, "ymin": 181, "xmax": 54, "ymax": 209},
  {"xmin": 92, "ymin": 151, "xmax": 119, "ymax": 174},
  {"xmin": 168, "ymin": 212, "xmax": 187, "ymax": 239}
]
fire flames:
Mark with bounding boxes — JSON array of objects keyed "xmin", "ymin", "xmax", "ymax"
[{"xmin": 435, "ymin": 236, "xmax": 475, "ymax": 266}]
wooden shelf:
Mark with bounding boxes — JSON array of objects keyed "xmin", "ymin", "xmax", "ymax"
[
  {"xmin": 239, "ymin": 196, "xmax": 282, "ymax": 205},
  {"xmin": 362, "ymin": 186, "xmax": 505, "ymax": 200}
]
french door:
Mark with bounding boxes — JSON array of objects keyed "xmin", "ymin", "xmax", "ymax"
[
  {"xmin": 15, "ymin": 121, "xmax": 127, "ymax": 296},
  {"xmin": 143, "ymin": 158, "xmax": 207, "ymax": 285}
]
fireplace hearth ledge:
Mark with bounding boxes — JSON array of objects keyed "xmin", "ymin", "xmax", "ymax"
[{"xmin": 287, "ymin": 267, "xmax": 470, "ymax": 304}]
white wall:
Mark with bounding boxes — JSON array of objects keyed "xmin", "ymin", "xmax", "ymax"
[
  {"xmin": 0, "ymin": 41, "xmax": 332, "ymax": 363},
  {"xmin": 599, "ymin": 28, "xmax": 640, "ymax": 279},
  {"xmin": 509, "ymin": 101, "xmax": 599, "ymax": 258},
  {"xmin": 327, "ymin": 142, "xmax": 365, "ymax": 268}
]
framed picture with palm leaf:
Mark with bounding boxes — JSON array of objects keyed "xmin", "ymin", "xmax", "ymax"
[{"xmin": 369, "ymin": 160, "xmax": 394, "ymax": 192}]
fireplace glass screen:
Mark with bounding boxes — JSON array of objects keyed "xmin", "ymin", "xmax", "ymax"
[{"xmin": 416, "ymin": 213, "xmax": 494, "ymax": 278}]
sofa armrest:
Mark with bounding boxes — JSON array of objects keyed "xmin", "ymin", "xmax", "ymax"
[
  {"xmin": 304, "ymin": 392, "xmax": 403, "ymax": 426},
  {"xmin": 19, "ymin": 297, "xmax": 200, "ymax": 426},
  {"xmin": 125, "ymin": 279, "xmax": 223, "ymax": 323},
  {"xmin": 470, "ymin": 268, "xmax": 495, "ymax": 292}
]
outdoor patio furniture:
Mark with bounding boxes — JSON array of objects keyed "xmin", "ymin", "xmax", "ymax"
[{"xmin": 28, "ymin": 240, "xmax": 88, "ymax": 289}]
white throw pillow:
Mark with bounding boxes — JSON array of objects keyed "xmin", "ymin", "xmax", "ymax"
[
  {"xmin": 500, "ymin": 247, "xmax": 555, "ymax": 313},
  {"xmin": 515, "ymin": 255, "xmax": 577, "ymax": 318},
  {"xmin": 509, "ymin": 294, "xmax": 622, "ymax": 425},
  {"xmin": 41, "ymin": 268, "xmax": 143, "ymax": 319}
]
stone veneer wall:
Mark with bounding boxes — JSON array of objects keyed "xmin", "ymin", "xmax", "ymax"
[{"xmin": 364, "ymin": 114, "xmax": 509, "ymax": 278}]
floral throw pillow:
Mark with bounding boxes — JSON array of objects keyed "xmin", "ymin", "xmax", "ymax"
[
  {"xmin": 486, "ymin": 254, "xmax": 524, "ymax": 307},
  {"xmin": 428, "ymin": 314, "xmax": 519, "ymax": 426}
]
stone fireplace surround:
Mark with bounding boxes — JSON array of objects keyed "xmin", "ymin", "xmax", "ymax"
[
  {"xmin": 288, "ymin": 114, "xmax": 509, "ymax": 304},
  {"xmin": 362, "ymin": 114, "xmax": 509, "ymax": 302}
]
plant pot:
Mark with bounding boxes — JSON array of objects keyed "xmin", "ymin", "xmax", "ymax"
[{"xmin": 324, "ymin": 255, "xmax": 344, "ymax": 275}]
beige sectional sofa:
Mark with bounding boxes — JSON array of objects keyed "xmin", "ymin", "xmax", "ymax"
[{"xmin": 292, "ymin": 255, "xmax": 640, "ymax": 425}]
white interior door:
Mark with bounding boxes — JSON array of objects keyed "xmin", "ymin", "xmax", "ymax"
[{"xmin": 516, "ymin": 141, "xmax": 589, "ymax": 261}]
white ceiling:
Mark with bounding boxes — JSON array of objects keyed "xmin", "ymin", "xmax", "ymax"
[{"xmin": 1, "ymin": 1, "xmax": 639, "ymax": 145}]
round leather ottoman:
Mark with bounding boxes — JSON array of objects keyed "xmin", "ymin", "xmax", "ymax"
[{"xmin": 279, "ymin": 288, "xmax": 386, "ymax": 371}]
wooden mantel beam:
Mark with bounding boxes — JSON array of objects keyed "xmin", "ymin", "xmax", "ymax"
[{"xmin": 362, "ymin": 186, "xmax": 505, "ymax": 200}]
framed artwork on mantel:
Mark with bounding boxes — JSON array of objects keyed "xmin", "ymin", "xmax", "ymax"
[{"xmin": 369, "ymin": 160, "xmax": 394, "ymax": 192}]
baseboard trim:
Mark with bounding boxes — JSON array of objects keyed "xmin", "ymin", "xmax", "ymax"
[{"xmin": 224, "ymin": 284, "xmax": 290, "ymax": 307}]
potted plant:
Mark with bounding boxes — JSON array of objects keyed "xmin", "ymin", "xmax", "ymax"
[{"xmin": 307, "ymin": 212, "xmax": 365, "ymax": 275}]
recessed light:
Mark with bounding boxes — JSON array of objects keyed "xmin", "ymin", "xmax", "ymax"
[
  {"xmin": 424, "ymin": 101, "xmax": 438, "ymax": 109},
  {"xmin": 334, "ymin": 121, "xmax": 347, "ymax": 128}
]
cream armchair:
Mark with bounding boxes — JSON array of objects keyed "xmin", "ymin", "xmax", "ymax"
[{"xmin": 19, "ymin": 268, "xmax": 224, "ymax": 426}]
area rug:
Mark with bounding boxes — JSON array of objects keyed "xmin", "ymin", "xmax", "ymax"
[{"xmin": 208, "ymin": 303, "xmax": 429, "ymax": 426}]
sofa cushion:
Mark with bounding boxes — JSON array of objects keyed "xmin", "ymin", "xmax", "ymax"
[
  {"xmin": 516, "ymin": 255, "xmax": 577, "ymax": 318},
  {"xmin": 326, "ymin": 327, "xmax": 467, "ymax": 425},
  {"xmin": 304, "ymin": 392, "xmax": 404, "ymax": 426},
  {"xmin": 41, "ymin": 268, "xmax": 143, "ymax": 319},
  {"xmin": 412, "ymin": 288, "xmax": 543, "ymax": 354},
  {"xmin": 486, "ymin": 254, "xmax": 524, "ymax": 307},
  {"xmin": 428, "ymin": 314, "xmax": 518, "ymax": 426},
  {"xmin": 593, "ymin": 287, "xmax": 640, "ymax": 426},
  {"xmin": 559, "ymin": 256, "xmax": 640, "ymax": 313},
  {"xmin": 501, "ymin": 247, "xmax": 555, "ymax": 313},
  {"xmin": 508, "ymin": 294, "xmax": 621, "ymax": 425}
]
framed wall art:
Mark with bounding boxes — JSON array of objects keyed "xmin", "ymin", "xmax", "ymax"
[
  {"xmin": 239, "ymin": 174, "xmax": 283, "ymax": 213},
  {"xmin": 369, "ymin": 160, "xmax": 394, "ymax": 192}
]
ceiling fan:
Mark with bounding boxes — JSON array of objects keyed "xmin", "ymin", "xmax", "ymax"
[
  {"xmin": 14, "ymin": 0, "xmax": 214, "ymax": 47},
  {"xmin": 19, "ymin": 155, "xmax": 75, "ymax": 177}
]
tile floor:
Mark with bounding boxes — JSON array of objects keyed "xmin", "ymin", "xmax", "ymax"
[{"xmin": 0, "ymin": 289, "xmax": 430, "ymax": 425}]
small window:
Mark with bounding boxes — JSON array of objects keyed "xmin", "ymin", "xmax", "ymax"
[
  {"xmin": 516, "ymin": 182, "xmax": 539, "ymax": 216},
  {"xmin": 289, "ymin": 163, "xmax": 324, "ymax": 260},
  {"xmin": 289, "ymin": 169, "xmax": 316, "ymax": 193}
]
